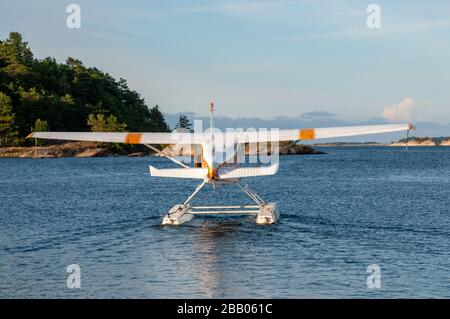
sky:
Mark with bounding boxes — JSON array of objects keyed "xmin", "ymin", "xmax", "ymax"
[{"xmin": 1, "ymin": 0, "xmax": 449, "ymax": 138}]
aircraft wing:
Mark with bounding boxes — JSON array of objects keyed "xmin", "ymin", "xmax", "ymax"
[
  {"xmin": 228, "ymin": 123, "xmax": 415, "ymax": 143},
  {"xmin": 27, "ymin": 131, "xmax": 202, "ymax": 144},
  {"xmin": 28, "ymin": 123, "xmax": 414, "ymax": 144}
]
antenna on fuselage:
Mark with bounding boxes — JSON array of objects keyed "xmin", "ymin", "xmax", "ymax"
[
  {"xmin": 209, "ymin": 101, "xmax": 215, "ymax": 172},
  {"xmin": 209, "ymin": 101, "xmax": 214, "ymax": 131}
]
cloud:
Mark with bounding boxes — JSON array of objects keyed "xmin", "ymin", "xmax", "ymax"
[{"xmin": 383, "ymin": 97, "xmax": 415, "ymax": 122}]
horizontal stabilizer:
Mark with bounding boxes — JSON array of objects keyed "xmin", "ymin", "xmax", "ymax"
[
  {"xmin": 218, "ymin": 163, "xmax": 279, "ymax": 179},
  {"xmin": 149, "ymin": 166, "xmax": 208, "ymax": 179}
]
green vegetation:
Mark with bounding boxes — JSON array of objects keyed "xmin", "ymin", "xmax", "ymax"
[
  {"xmin": 33, "ymin": 119, "xmax": 49, "ymax": 132},
  {"xmin": 174, "ymin": 114, "xmax": 193, "ymax": 132},
  {"xmin": 0, "ymin": 32, "xmax": 170, "ymax": 146},
  {"xmin": 86, "ymin": 114, "xmax": 128, "ymax": 153},
  {"xmin": 0, "ymin": 91, "xmax": 17, "ymax": 146},
  {"xmin": 32, "ymin": 118, "xmax": 49, "ymax": 146},
  {"xmin": 87, "ymin": 114, "xmax": 127, "ymax": 132}
]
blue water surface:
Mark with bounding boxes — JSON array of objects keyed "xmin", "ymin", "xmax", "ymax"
[{"xmin": 0, "ymin": 147, "xmax": 449, "ymax": 298}]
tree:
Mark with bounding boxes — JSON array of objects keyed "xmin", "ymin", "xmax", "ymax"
[
  {"xmin": 33, "ymin": 119, "xmax": 49, "ymax": 132},
  {"xmin": 174, "ymin": 114, "xmax": 193, "ymax": 132},
  {"xmin": 148, "ymin": 105, "xmax": 170, "ymax": 132},
  {"xmin": 3, "ymin": 32, "xmax": 33, "ymax": 65},
  {"xmin": 0, "ymin": 92, "xmax": 17, "ymax": 146},
  {"xmin": 87, "ymin": 113, "xmax": 127, "ymax": 153},
  {"xmin": 32, "ymin": 119, "xmax": 49, "ymax": 146},
  {"xmin": 0, "ymin": 32, "xmax": 33, "ymax": 81},
  {"xmin": 60, "ymin": 93, "xmax": 75, "ymax": 105},
  {"xmin": 87, "ymin": 114, "xmax": 127, "ymax": 132}
]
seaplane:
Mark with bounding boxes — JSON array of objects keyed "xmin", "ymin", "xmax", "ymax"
[{"xmin": 27, "ymin": 103, "xmax": 415, "ymax": 225}]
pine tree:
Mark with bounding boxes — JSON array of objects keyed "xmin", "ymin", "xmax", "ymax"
[
  {"xmin": 32, "ymin": 119, "xmax": 49, "ymax": 146},
  {"xmin": 4, "ymin": 32, "xmax": 33, "ymax": 65},
  {"xmin": 0, "ymin": 32, "xmax": 33, "ymax": 80},
  {"xmin": 0, "ymin": 92, "xmax": 17, "ymax": 146},
  {"xmin": 33, "ymin": 119, "xmax": 49, "ymax": 132},
  {"xmin": 148, "ymin": 105, "xmax": 170, "ymax": 132},
  {"xmin": 174, "ymin": 114, "xmax": 193, "ymax": 132},
  {"xmin": 87, "ymin": 114, "xmax": 127, "ymax": 132}
]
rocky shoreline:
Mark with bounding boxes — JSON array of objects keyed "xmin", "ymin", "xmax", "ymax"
[
  {"xmin": 314, "ymin": 138, "xmax": 450, "ymax": 147},
  {"xmin": 390, "ymin": 138, "xmax": 450, "ymax": 147},
  {"xmin": 0, "ymin": 142, "xmax": 111, "ymax": 158},
  {"xmin": 0, "ymin": 142, "xmax": 325, "ymax": 158},
  {"xmin": 2, "ymin": 138, "xmax": 448, "ymax": 158}
]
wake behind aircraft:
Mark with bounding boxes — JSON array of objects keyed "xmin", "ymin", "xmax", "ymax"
[{"xmin": 28, "ymin": 103, "xmax": 415, "ymax": 225}]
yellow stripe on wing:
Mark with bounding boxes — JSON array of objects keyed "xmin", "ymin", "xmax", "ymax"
[
  {"xmin": 298, "ymin": 128, "xmax": 316, "ymax": 140},
  {"xmin": 124, "ymin": 133, "xmax": 142, "ymax": 144}
]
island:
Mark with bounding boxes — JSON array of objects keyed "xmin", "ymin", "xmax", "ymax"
[
  {"xmin": 0, "ymin": 141, "xmax": 325, "ymax": 158},
  {"xmin": 313, "ymin": 137, "xmax": 450, "ymax": 147},
  {"xmin": 389, "ymin": 137, "xmax": 450, "ymax": 147}
]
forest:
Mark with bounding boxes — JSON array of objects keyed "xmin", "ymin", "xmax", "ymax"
[{"xmin": 0, "ymin": 32, "xmax": 171, "ymax": 146}]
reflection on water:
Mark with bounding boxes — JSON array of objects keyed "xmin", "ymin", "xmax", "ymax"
[
  {"xmin": 194, "ymin": 222, "xmax": 240, "ymax": 298},
  {"xmin": 1, "ymin": 147, "xmax": 450, "ymax": 298}
]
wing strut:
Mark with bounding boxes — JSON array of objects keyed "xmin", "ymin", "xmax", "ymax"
[{"xmin": 237, "ymin": 182, "xmax": 266, "ymax": 207}]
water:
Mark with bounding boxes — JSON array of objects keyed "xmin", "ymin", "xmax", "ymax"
[{"xmin": 0, "ymin": 147, "xmax": 449, "ymax": 298}]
